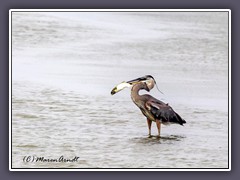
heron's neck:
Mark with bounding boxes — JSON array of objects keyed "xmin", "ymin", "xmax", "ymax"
[{"xmin": 131, "ymin": 83, "xmax": 146, "ymax": 104}]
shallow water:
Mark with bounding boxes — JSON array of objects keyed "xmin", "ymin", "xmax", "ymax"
[{"xmin": 11, "ymin": 11, "xmax": 229, "ymax": 169}]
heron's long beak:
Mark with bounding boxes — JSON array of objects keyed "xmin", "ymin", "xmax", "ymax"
[
  {"xmin": 111, "ymin": 81, "xmax": 131, "ymax": 95},
  {"xmin": 126, "ymin": 75, "xmax": 164, "ymax": 94},
  {"xmin": 111, "ymin": 76, "xmax": 149, "ymax": 95},
  {"xmin": 126, "ymin": 77, "xmax": 148, "ymax": 85}
]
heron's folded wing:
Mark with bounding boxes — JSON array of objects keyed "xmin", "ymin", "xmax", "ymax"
[{"xmin": 145, "ymin": 101, "xmax": 185, "ymax": 125}]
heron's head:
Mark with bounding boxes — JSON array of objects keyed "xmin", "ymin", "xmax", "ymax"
[
  {"xmin": 126, "ymin": 75, "xmax": 156, "ymax": 90},
  {"xmin": 111, "ymin": 75, "xmax": 162, "ymax": 95}
]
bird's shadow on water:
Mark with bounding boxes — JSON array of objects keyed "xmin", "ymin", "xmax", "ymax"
[{"xmin": 131, "ymin": 135, "xmax": 186, "ymax": 145}]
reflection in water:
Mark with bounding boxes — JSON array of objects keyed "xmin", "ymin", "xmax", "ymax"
[
  {"xmin": 132, "ymin": 135, "xmax": 185, "ymax": 145},
  {"xmin": 12, "ymin": 12, "xmax": 229, "ymax": 168}
]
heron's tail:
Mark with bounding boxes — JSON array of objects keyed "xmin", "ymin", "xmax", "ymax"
[{"xmin": 175, "ymin": 113, "xmax": 186, "ymax": 126}]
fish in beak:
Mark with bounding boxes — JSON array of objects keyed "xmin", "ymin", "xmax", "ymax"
[
  {"xmin": 111, "ymin": 75, "xmax": 152, "ymax": 95},
  {"xmin": 111, "ymin": 75, "xmax": 163, "ymax": 95},
  {"xmin": 111, "ymin": 81, "xmax": 131, "ymax": 95}
]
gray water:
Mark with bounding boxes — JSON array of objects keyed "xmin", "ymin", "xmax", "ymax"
[{"xmin": 11, "ymin": 11, "xmax": 229, "ymax": 169}]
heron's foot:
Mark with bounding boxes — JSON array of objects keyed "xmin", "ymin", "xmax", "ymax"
[
  {"xmin": 148, "ymin": 134, "xmax": 152, "ymax": 138},
  {"xmin": 156, "ymin": 135, "xmax": 161, "ymax": 139}
]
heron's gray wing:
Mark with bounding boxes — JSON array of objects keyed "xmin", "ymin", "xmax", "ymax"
[{"xmin": 145, "ymin": 100, "xmax": 186, "ymax": 125}]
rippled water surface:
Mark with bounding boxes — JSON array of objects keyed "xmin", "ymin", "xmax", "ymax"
[{"xmin": 12, "ymin": 11, "xmax": 229, "ymax": 169}]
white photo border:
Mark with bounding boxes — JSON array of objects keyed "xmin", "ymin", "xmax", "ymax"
[{"xmin": 9, "ymin": 9, "xmax": 231, "ymax": 171}]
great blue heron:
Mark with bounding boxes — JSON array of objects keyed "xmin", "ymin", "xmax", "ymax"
[{"xmin": 111, "ymin": 75, "xmax": 186, "ymax": 137}]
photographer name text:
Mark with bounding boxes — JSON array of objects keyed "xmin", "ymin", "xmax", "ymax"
[{"xmin": 23, "ymin": 155, "xmax": 80, "ymax": 163}]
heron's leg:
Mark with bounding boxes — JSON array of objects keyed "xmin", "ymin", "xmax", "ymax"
[
  {"xmin": 156, "ymin": 120, "xmax": 161, "ymax": 137},
  {"xmin": 147, "ymin": 119, "xmax": 152, "ymax": 137}
]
